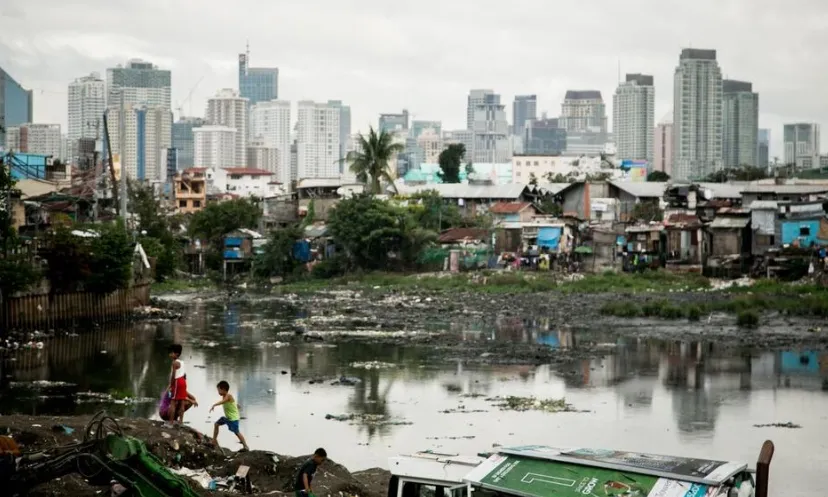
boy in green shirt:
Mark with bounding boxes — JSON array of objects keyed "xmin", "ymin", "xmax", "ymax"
[{"xmin": 209, "ymin": 380, "xmax": 249, "ymax": 451}]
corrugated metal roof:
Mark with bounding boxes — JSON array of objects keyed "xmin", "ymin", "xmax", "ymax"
[
  {"xmin": 398, "ymin": 183, "xmax": 527, "ymax": 199},
  {"xmin": 697, "ymin": 182, "xmax": 746, "ymax": 199},
  {"xmin": 608, "ymin": 181, "xmax": 667, "ymax": 198},
  {"xmin": 297, "ymin": 178, "xmax": 360, "ymax": 189},
  {"xmin": 438, "ymin": 227, "xmax": 488, "ymax": 243},
  {"xmin": 710, "ymin": 216, "xmax": 750, "ymax": 228},
  {"xmin": 749, "ymin": 200, "xmax": 779, "ymax": 210},
  {"xmin": 742, "ymin": 184, "xmax": 828, "ymax": 194},
  {"xmin": 490, "ymin": 202, "xmax": 533, "ymax": 214},
  {"xmin": 536, "ymin": 182, "xmax": 575, "ymax": 195}
]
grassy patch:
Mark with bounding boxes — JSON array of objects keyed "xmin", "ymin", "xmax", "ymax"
[
  {"xmin": 561, "ymin": 271, "xmax": 711, "ymax": 294},
  {"xmin": 736, "ymin": 310, "xmax": 760, "ymax": 328}
]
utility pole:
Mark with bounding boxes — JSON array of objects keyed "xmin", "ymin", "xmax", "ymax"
[
  {"xmin": 119, "ymin": 91, "xmax": 128, "ymax": 221},
  {"xmin": 103, "ymin": 111, "xmax": 120, "ymax": 216}
]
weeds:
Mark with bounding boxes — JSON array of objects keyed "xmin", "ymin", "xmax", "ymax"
[{"xmin": 736, "ymin": 310, "xmax": 760, "ymax": 328}]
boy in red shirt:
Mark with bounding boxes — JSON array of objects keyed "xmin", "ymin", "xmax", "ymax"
[{"xmin": 168, "ymin": 344, "xmax": 188, "ymax": 425}]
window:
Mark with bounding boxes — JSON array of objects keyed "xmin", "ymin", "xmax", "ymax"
[
  {"xmin": 800, "ymin": 226, "xmax": 811, "ymax": 237},
  {"xmin": 193, "ymin": 200, "xmax": 201, "ymax": 208},
  {"xmin": 179, "ymin": 200, "xmax": 187, "ymax": 208}
]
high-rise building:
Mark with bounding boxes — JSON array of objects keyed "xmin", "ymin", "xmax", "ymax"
[
  {"xmin": 472, "ymin": 92, "xmax": 511, "ymax": 163},
  {"xmin": 673, "ymin": 49, "xmax": 723, "ymax": 181},
  {"xmin": 561, "ymin": 90, "xmax": 607, "ymax": 133},
  {"xmin": 105, "ymin": 105, "xmax": 173, "ymax": 180},
  {"xmin": 250, "ymin": 100, "xmax": 291, "ymax": 184},
  {"xmin": 106, "ymin": 59, "xmax": 171, "ymax": 108},
  {"xmin": 722, "ymin": 80, "xmax": 759, "ymax": 168},
  {"xmin": 193, "ymin": 125, "xmax": 237, "ymax": 169},
  {"xmin": 417, "ymin": 128, "xmax": 443, "ymax": 163},
  {"xmin": 328, "ymin": 100, "xmax": 351, "ymax": 169},
  {"xmin": 67, "ymin": 73, "xmax": 106, "ymax": 161},
  {"xmin": 172, "ymin": 117, "xmax": 205, "ymax": 170},
  {"xmin": 379, "ymin": 110, "xmax": 409, "ymax": 134},
  {"xmin": 206, "ymin": 89, "xmax": 249, "ymax": 167},
  {"xmin": 296, "ymin": 101, "xmax": 340, "ymax": 179},
  {"xmin": 0, "ymin": 66, "xmax": 33, "ymax": 147},
  {"xmin": 783, "ymin": 123, "xmax": 821, "ymax": 169},
  {"xmin": 411, "ymin": 120, "xmax": 442, "ymax": 139},
  {"xmin": 524, "ymin": 118, "xmax": 566, "ymax": 155},
  {"xmin": 758, "ymin": 129, "xmax": 770, "ymax": 168},
  {"xmin": 467, "ymin": 90, "xmax": 493, "ymax": 130},
  {"xmin": 443, "ymin": 130, "xmax": 474, "ymax": 161},
  {"xmin": 5, "ymin": 123, "xmax": 62, "ymax": 158},
  {"xmin": 238, "ymin": 47, "xmax": 278, "ymax": 106},
  {"xmin": 613, "ymin": 74, "xmax": 655, "ymax": 164},
  {"xmin": 247, "ymin": 138, "xmax": 280, "ymax": 174},
  {"xmin": 512, "ymin": 95, "xmax": 537, "ymax": 140},
  {"xmin": 653, "ymin": 112, "xmax": 674, "ymax": 177}
]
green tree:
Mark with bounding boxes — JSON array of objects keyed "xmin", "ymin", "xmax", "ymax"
[
  {"xmin": 346, "ymin": 127, "xmax": 404, "ymax": 194},
  {"xmin": 128, "ymin": 181, "xmax": 179, "ymax": 281},
  {"xmin": 529, "ymin": 172, "xmax": 538, "ymax": 186},
  {"xmin": 189, "ymin": 198, "xmax": 261, "ymax": 242},
  {"xmin": 538, "ymin": 199, "xmax": 563, "ymax": 217},
  {"xmin": 408, "ymin": 190, "xmax": 462, "ymax": 231},
  {"xmin": 702, "ymin": 166, "xmax": 769, "ymax": 183},
  {"xmin": 254, "ymin": 225, "xmax": 304, "ymax": 280},
  {"xmin": 328, "ymin": 195, "xmax": 435, "ymax": 270},
  {"xmin": 647, "ymin": 171, "xmax": 670, "ymax": 182},
  {"xmin": 437, "ymin": 144, "xmax": 464, "ymax": 183},
  {"xmin": 86, "ymin": 220, "xmax": 134, "ymax": 294}
]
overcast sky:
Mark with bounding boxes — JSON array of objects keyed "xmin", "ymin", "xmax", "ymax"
[{"xmin": 2, "ymin": 0, "xmax": 827, "ymax": 158}]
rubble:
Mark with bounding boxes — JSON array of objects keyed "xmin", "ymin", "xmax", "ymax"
[{"xmin": 0, "ymin": 415, "xmax": 390, "ymax": 497}]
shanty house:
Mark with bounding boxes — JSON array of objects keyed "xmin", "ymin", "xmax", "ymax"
[
  {"xmin": 489, "ymin": 202, "xmax": 541, "ymax": 224},
  {"xmin": 664, "ymin": 213, "xmax": 704, "ymax": 269}
]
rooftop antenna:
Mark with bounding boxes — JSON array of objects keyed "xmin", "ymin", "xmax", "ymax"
[{"xmin": 246, "ymin": 40, "xmax": 250, "ymax": 60}]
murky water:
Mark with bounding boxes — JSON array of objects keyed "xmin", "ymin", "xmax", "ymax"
[{"xmin": 2, "ymin": 300, "xmax": 827, "ymax": 497}]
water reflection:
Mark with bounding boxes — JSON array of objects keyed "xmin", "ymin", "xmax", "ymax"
[{"xmin": 1, "ymin": 302, "xmax": 827, "ymax": 496}]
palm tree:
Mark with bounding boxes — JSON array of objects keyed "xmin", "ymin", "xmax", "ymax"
[{"xmin": 346, "ymin": 127, "xmax": 404, "ymax": 194}]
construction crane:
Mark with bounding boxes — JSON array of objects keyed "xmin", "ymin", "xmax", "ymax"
[{"xmin": 177, "ymin": 75, "xmax": 205, "ymax": 120}]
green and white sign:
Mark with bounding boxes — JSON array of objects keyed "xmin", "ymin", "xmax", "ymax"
[{"xmin": 465, "ymin": 453, "xmax": 713, "ymax": 497}]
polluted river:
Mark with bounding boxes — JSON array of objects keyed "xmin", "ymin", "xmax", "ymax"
[{"xmin": 2, "ymin": 289, "xmax": 827, "ymax": 497}]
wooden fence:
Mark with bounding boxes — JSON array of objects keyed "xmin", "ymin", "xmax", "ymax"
[{"xmin": 0, "ymin": 282, "xmax": 151, "ymax": 331}]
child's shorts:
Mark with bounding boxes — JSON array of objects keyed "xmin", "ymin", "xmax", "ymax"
[{"xmin": 216, "ymin": 416, "xmax": 240, "ymax": 434}]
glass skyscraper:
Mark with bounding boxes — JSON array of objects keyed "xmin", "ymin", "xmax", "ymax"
[
  {"xmin": 0, "ymin": 66, "xmax": 33, "ymax": 148},
  {"xmin": 238, "ymin": 50, "xmax": 278, "ymax": 105}
]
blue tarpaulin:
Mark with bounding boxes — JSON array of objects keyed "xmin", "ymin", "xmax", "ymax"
[
  {"xmin": 293, "ymin": 240, "xmax": 311, "ymax": 262},
  {"xmin": 537, "ymin": 227, "xmax": 562, "ymax": 250}
]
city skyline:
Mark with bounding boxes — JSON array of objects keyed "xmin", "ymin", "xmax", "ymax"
[{"xmin": 2, "ymin": 0, "xmax": 827, "ymax": 160}]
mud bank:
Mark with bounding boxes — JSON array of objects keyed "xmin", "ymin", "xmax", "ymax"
[
  {"xmin": 153, "ymin": 286, "xmax": 828, "ymax": 360},
  {"xmin": 0, "ymin": 415, "xmax": 390, "ymax": 497}
]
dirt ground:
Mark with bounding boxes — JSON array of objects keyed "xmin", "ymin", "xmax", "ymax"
[{"xmin": 0, "ymin": 414, "xmax": 389, "ymax": 497}]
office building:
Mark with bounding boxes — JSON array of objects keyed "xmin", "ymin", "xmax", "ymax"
[
  {"xmin": 172, "ymin": 117, "xmax": 205, "ymax": 170},
  {"xmin": 328, "ymin": 100, "xmax": 351, "ymax": 169},
  {"xmin": 238, "ymin": 47, "xmax": 278, "ymax": 105},
  {"xmin": 379, "ymin": 110, "xmax": 409, "ymax": 135},
  {"xmin": 784, "ymin": 123, "xmax": 821, "ymax": 169},
  {"xmin": 467, "ymin": 90, "xmax": 493, "ymax": 130},
  {"xmin": 296, "ymin": 101, "xmax": 340, "ymax": 179},
  {"xmin": 443, "ymin": 130, "xmax": 474, "ymax": 160},
  {"xmin": 672, "ymin": 48, "xmax": 723, "ymax": 180},
  {"xmin": 193, "ymin": 125, "xmax": 237, "ymax": 170},
  {"xmin": 613, "ymin": 74, "xmax": 655, "ymax": 164},
  {"xmin": 67, "ymin": 73, "xmax": 106, "ymax": 161},
  {"xmin": 472, "ymin": 92, "xmax": 511, "ymax": 163},
  {"xmin": 206, "ymin": 89, "xmax": 249, "ymax": 167},
  {"xmin": 417, "ymin": 128, "xmax": 443, "ymax": 164},
  {"xmin": 524, "ymin": 118, "xmax": 566, "ymax": 155},
  {"xmin": 106, "ymin": 59, "xmax": 171, "ymax": 108},
  {"xmin": 722, "ymin": 80, "xmax": 759, "ymax": 168},
  {"xmin": 561, "ymin": 90, "xmax": 607, "ymax": 133},
  {"xmin": 758, "ymin": 129, "xmax": 770, "ymax": 169},
  {"xmin": 0, "ymin": 66, "xmax": 33, "ymax": 147},
  {"xmin": 5, "ymin": 123, "xmax": 62, "ymax": 158},
  {"xmin": 247, "ymin": 138, "xmax": 281, "ymax": 174},
  {"xmin": 653, "ymin": 113, "xmax": 674, "ymax": 177},
  {"xmin": 105, "ymin": 105, "xmax": 173, "ymax": 180},
  {"xmin": 512, "ymin": 95, "xmax": 537, "ymax": 140},
  {"xmin": 250, "ymin": 100, "xmax": 291, "ymax": 184}
]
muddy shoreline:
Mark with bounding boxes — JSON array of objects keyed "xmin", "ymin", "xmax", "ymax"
[
  {"xmin": 152, "ymin": 286, "xmax": 828, "ymax": 361},
  {"xmin": 2, "ymin": 414, "xmax": 390, "ymax": 497}
]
